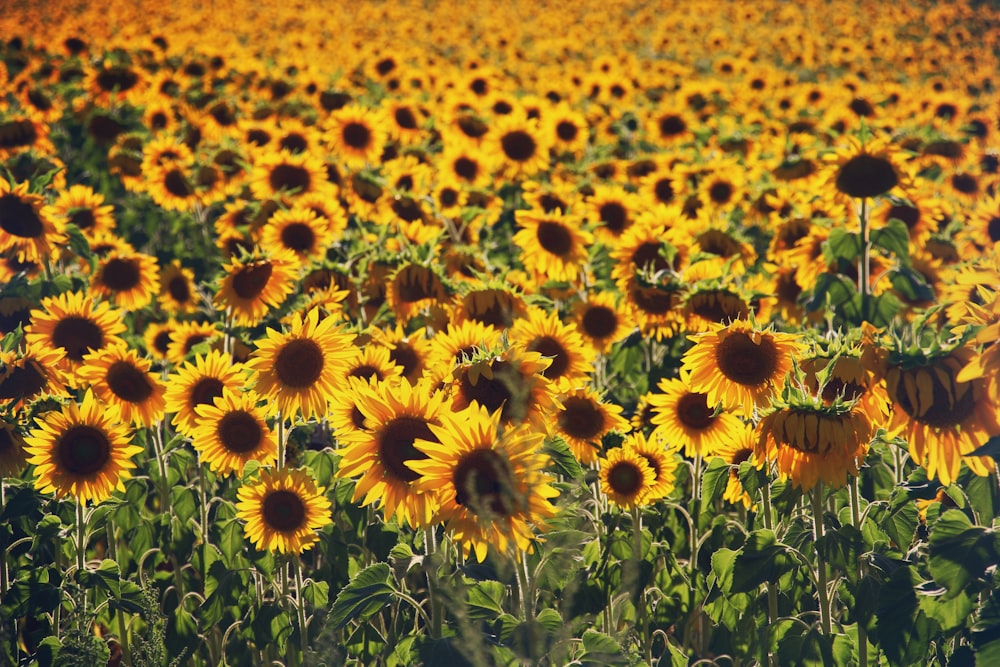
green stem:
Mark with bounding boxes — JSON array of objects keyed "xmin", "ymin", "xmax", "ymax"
[
  {"xmin": 761, "ymin": 480, "xmax": 778, "ymax": 667},
  {"xmin": 106, "ymin": 523, "xmax": 131, "ymax": 667},
  {"xmin": 850, "ymin": 477, "xmax": 868, "ymax": 666},
  {"xmin": 812, "ymin": 482, "xmax": 832, "ymax": 636},
  {"xmin": 632, "ymin": 504, "xmax": 652, "ymax": 665},
  {"xmin": 294, "ymin": 558, "xmax": 309, "ymax": 658},
  {"xmin": 0, "ymin": 481, "xmax": 7, "ymax": 597},
  {"xmin": 276, "ymin": 412, "xmax": 286, "ymax": 471},
  {"xmin": 859, "ymin": 197, "xmax": 871, "ymax": 319},
  {"xmin": 424, "ymin": 527, "xmax": 443, "ymax": 637},
  {"xmin": 76, "ymin": 500, "xmax": 86, "ymax": 575},
  {"xmin": 514, "ymin": 549, "xmax": 534, "ymax": 623},
  {"xmin": 685, "ymin": 455, "xmax": 702, "ymax": 654}
]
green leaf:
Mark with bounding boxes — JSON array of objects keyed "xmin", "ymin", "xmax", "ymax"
[
  {"xmin": 303, "ymin": 449, "xmax": 338, "ymax": 487},
  {"xmin": 171, "ymin": 486, "xmax": 198, "ymax": 525},
  {"xmin": 31, "ymin": 514, "xmax": 63, "ymax": 552},
  {"xmin": 330, "ymin": 562, "xmax": 395, "ymax": 630},
  {"xmin": 711, "ymin": 547, "xmax": 739, "ymax": 594},
  {"xmin": 920, "ymin": 588, "xmax": 974, "ymax": 633},
  {"xmin": 776, "ymin": 625, "xmax": 844, "ymax": 667},
  {"xmin": 976, "ymin": 639, "xmax": 1000, "ymax": 667},
  {"xmin": 218, "ymin": 517, "xmax": 245, "ymax": 567},
  {"xmin": 200, "ymin": 559, "xmax": 245, "ymax": 629},
  {"xmin": 535, "ymin": 607, "xmax": 563, "ymax": 634},
  {"xmin": 702, "ymin": 456, "xmax": 730, "ymax": 505},
  {"xmin": 467, "ymin": 580, "xmax": 506, "ymax": 621},
  {"xmin": 250, "ymin": 603, "xmax": 293, "ymax": 651},
  {"xmin": 544, "ymin": 436, "xmax": 584, "ymax": 480},
  {"xmin": 731, "ymin": 530, "xmax": 796, "ymax": 593},
  {"xmin": 824, "ymin": 227, "xmax": 862, "ymax": 264},
  {"xmin": 816, "ymin": 525, "xmax": 862, "ymax": 582},
  {"xmin": 928, "ymin": 510, "xmax": 996, "ymax": 597},
  {"xmin": 580, "ymin": 629, "xmax": 628, "ymax": 666},
  {"xmin": 875, "ymin": 566, "xmax": 933, "ymax": 666},
  {"xmin": 365, "ymin": 522, "xmax": 400, "ymax": 562},
  {"xmin": 871, "ymin": 218, "xmax": 911, "ymax": 262},
  {"xmin": 889, "ymin": 267, "xmax": 934, "ymax": 302},
  {"xmin": 302, "ymin": 580, "xmax": 329, "ymax": 608}
]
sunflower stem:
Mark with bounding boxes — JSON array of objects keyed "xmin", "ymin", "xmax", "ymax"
[
  {"xmin": 684, "ymin": 454, "xmax": 702, "ymax": 655},
  {"xmin": 849, "ymin": 476, "xmax": 868, "ymax": 666},
  {"xmin": 631, "ymin": 504, "xmax": 652, "ymax": 665},
  {"xmin": 858, "ymin": 197, "xmax": 871, "ymax": 319},
  {"xmin": 294, "ymin": 557, "xmax": 309, "ymax": 659},
  {"xmin": 76, "ymin": 500, "xmax": 87, "ymax": 575},
  {"xmin": 515, "ymin": 549, "xmax": 534, "ymax": 623},
  {"xmin": 106, "ymin": 522, "xmax": 132, "ymax": 667},
  {"xmin": 424, "ymin": 526, "xmax": 443, "ymax": 637},
  {"xmin": 276, "ymin": 412, "xmax": 286, "ymax": 471},
  {"xmin": 0, "ymin": 482, "xmax": 7, "ymax": 598},
  {"xmin": 812, "ymin": 482, "xmax": 832, "ymax": 636},
  {"xmin": 761, "ymin": 478, "xmax": 778, "ymax": 667}
]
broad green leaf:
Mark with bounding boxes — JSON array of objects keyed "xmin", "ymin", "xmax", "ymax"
[
  {"xmin": 920, "ymin": 588, "xmax": 974, "ymax": 633},
  {"xmin": 250, "ymin": 603, "xmax": 293, "ymax": 651},
  {"xmin": 711, "ymin": 547, "xmax": 739, "ymax": 594},
  {"xmin": 580, "ymin": 629, "xmax": 628, "ymax": 666},
  {"xmin": 171, "ymin": 486, "xmax": 198, "ymax": 524},
  {"xmin": 467, "ymin": 580, "xmax": 506, "ymax": 621},
  {"xmin": 731, "ymin": 530, "xmax": 795, "ymax": 594},
  {"xmin": 889, "ymin": 267, "xmax": 934, "ymax": 302},
  {"xmin": 976, "ymin": 639, "xmax": 1000, "ymax": 667},
  {"xmin": 824, "ymin": 227, "xmax": 862, "ymax": 264},
  {"xmin": 871, "ymin": 218, "xmax": 910, "ymax": 262},
  {"xmin": 544, "ymin": 435, "xmax": 584, "ymax": 480},
  {"xmin": 218, "ymin": 517, "xmax": 245, "ymax": 567},
  {"xmin": 928, "ymin": 509, "xmax": 996, "ymax": 597},
  {"xmin": 816, "ymin": 525, "xmax": 862, "ymax": 582},
  {"xmin": 302, "ymin": 580, "xmax": 330, "ymax": 608},
  {"xmin": 535, "ymin": 607, "xmax": 563, "ymax": 634},
  {"xmin": 330, "ymin": 562, "xmax": 395, "ymax": 630},
  {"xmin": 875, "ymin": 566, "xmax": 933, "ymax": 666},
  {"xmin": 701, "ymin": 456, "xmax": 730, "ymax": 505}
]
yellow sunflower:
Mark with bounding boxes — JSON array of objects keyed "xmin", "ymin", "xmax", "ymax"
[
  {"xmin": 165, "ymin": 320, "xmax": 220, "ymax": 366},
  {"xmin": 385, "ymin": 262, "xmax": 451, "ymax": 325},
  {"xmin": 192, "ymin": 389, "xmax": 277, "ymax": 475},
  {"xmin": 236, "ymin": 467, "xmax": 332, "ymax": 554},
  {"xmin": 682, "ymin": 319, "xmax": 804, "ymax": 418},
  {"xmin": 885, "ymin": 347, "xmax": 999, "ymax": 486},
  {"xmin": 24, "ymin": 390, "xmax": 142, "ymax": 505},
  {"xmin": 164, "ymin": 349, "xmax": 247, "ymax": 437},
  {"xmin": 572, "ymin": 292, "xmax": 635, "ymax": 354},
  {"xmin": 214, "ymin": 248, "xmax": 298, "ymax": 327},
  {"xmin": 512, "ymin": 210, "xmax": 593, "ymax": 284},
  {"xmin": 508, "ymin": 306, "xmax": 594, "ymax": 390},
  {"xmin": 0, "ymin": 178, "xmax": 65, "ymax": 264},
  {"xmin": 493, "ymin": 113, "xmax": 550, "ymax": 180},
  {"xmin": 0, "ymin": 346, "xmax": 66, "ymax": 412},
  {"xmin": 257, "ymin": 206, "xmax": 335, "ymax": 268},
  {"xmin": 324, "ymin": 105, "xmax": 387, "ymax": 169},
  {"xmin": 410, "ymin": 404, "xmax": 559, "ymax": 562},
  {"xmin": 711, "ymin": 427, "xmax": 757, "ymax": 509},
  {"xmin": 422, "ymin": 319, "xmax": 504, "ymax": 386},
  {"xmin": 825, "ymin": 135, "xmax": 907, "ymax": 200},
  {"xmin": 336, "ymin": 377, "xmax": 446, "ymax": 528},
  {"xmin": 76, "ymin": 343, "xmax": 166, "ymax": 426},
  {"xmin": 553, "ymin": 387, "xmax": 631, "ymax": 465},
  {"xmin": 756, "ymin": 394, "xmax": 873, "ymax": 491},
  {"xmin": 600, "ymin": 445, "xmax": 656, "ymax": 509},
  {"xmin": 158, "ymin": 261, "xmax": 199, "ymax": 314},
  {"xmin": 0, "ymin": 417, "xmax": 28, "ymax": 477},
  {"xmin": 249, "ymin": 149, "xmax": 330, "ymax": 202},
  {"xmin": 627, "ymin": 431, "xmax": 678, "ymax": 503},
  {"xmin": 452, "ymin": 280, "xmax": 528, "ymax": 329},
  {"xmin": 648, "ymin": 375, "xmax": 746, "ymax": 457},
  {"xmin": 25, "ymin": 291, "xmax": 126, "ymax": 372},
  {"xmin": 247, "ymin": 308, "xmax": 355, "ymax": 421},
  {"xmin": 90, "ymin": 249, "xmax": 160, "ymax": 311},
  {"xmin": 338, "ymin": 344, "xmax": 404, "ymax": 386},
  {"xmin": 369, "ymin": 324, "xmax": 431, "ymax": 384},
  {"xmin": 48, "ymin": 184, "xmax": 116, "ymax": 241}
]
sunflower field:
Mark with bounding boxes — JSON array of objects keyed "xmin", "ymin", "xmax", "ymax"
[{"xmin": 2, "ymin": 0, "xmax": 1000, "ymax": 665}]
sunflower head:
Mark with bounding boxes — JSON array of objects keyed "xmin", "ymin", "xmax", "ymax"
[
  {"xmin": 600, "ymin": 445, "xmax": 656, "ymax": 509},
  {"xmin": 236, "ymin": 467, "xmax": 332, "ymax": 554}
]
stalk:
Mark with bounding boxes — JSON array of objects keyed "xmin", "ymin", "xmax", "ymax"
[
  {"xmin": 632, "ymin": 504, "xmax": 652, "ymax": 665},
  {"xmin": 761, "ymin": 480, "xmax": 778, "ymax": 667},
  {"xmin": 850, "ymin": 477, "xmax": 868, "ymax": 666},
  {"xmin": 812, "ymin": 482, "xmax": 832, "ymax": 636},
  {"xmin": 424, "ymin": 526, "xmax": 443, "ymax": 637},
  {"xmin": 858, "ymin": 197, "xmax": 871, "ymax": 319},
  {"xmin": 106, "ymin": 522, "xmax": 131, "ymax": 666},
  {"xmin": 295, "ymin": 558, "xmax": 309, "ymax": 658}
]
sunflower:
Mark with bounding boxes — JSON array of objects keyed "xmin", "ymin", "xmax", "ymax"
[
  {"xmin": 76, "ymin": 343, "xmax": 166, "ymax": 426},
  {"xmin": 25, "ymin": 291, "xmax": 126, "ymax": 372},
  {"xmin": 48, "ymin": 184, "xmax": 116, "ymax": 241},
  {"xmin": 409, "ymin": 404, "xmax": 559, "ymax": 562},
  {"xmin": 158, "ymin": 261, "xmax": 199, "ymax": 314},
  {"xmin": 493, "ymin": 113, "xmax": 550, "ymax": 180},
  {"xmin": 385, "ymin": 262, "xmax": 451, "ymax": 325},
  {"xmin": 553, "ymin": 387, "xmax": 630, "ymax": 465},
  {"xmin": 627, "ymin": 431, "xmax": 678, "ymax": 503},
  {"xmin": 24, "ymin": 390, "xmax": 141, "ymax": 505},
  {"xmin": 449, "ymin": 345, "xmax": 559, "ymax": 430},
  {"xmin": 214, "ymin": 248, "xmax": 298, "ymax": 327},
  {"xmin": 0, "ymin": 345, "xmax": 66, "ymax": 412},
  {"xmin": 600, "ymin": 445, "xmax": 656, "ymax": 509},
  {"xmin": 756, "ymin": 394, "xmax": 873, "ymax": 491},
  {"xmin": 508, "ymin": 307, "xmax": 594, "ymax": 389},
  {"xmin": 236, "ymin": 467, "xmax": 332, "ymax": 554},
  {"xmin": 680, "ymin": 283, "xmax": 753, "ymax": 334},
  {"xmin": 512, "ymin": 210, "xmax": 592, "ymax": 284},
  {"xmin": 422, "ymin": 319, "xmax": 504, "ymax": 385},
  {"xmin": 711, "ymin": 427, "xmax": 757, "ymax": 509},
  {"xmin": 439, "ymin": 144, "xmax": 492, "ymax": 187},
  {"xmin": 338, "ymin": 344, "xmax": 404, "ymax": 385},
  {"xmin": 0, "ymin": 178, "xmax": 65, "ymax": 264},
  {"xmin": 249, "ymin": 149, "xmax": 330, "ymax": 202},
  {"xmin": 453, "ymin": 280, "xmax": 528, "ymax": 329},
  {"xmin": 336, "ymin": 377, "xmax": 446, "ymax": 527},
  {"xmin": 191, "ymin": 389, "xmax": 277, "ymax": 475},
  {"xmin": 0, "ymin": 418, "xmax": 28, "ymax": 478},
  {"xmin": 257, "ymin": 206, "xmax": 335, "ymax": 268},
  {"xmin": 146, "ymin": 163, "xmax": 200, "ymax": 213},
  {"xmin": 585, "ymin": 184, "xmax": 640, "ymax": 245},
  {"xmin": 164, "ymin": 349, "xmax": 247, "ymax": 437},
  {"xmin": 324, "ymin": 105, "xmax": 387, "ymax": 169},
  {"xmin": 682, "ymin": 319, "xmax": 805, "ymax": 418},
  {"xmin": 800, "ymin": 352, "xmax": 891, "ymax": 428},
  {"xmin": 572, "ymin": 292, "xmax": 635, "ymax": 353},
  {"xmin": 165, "ymin": 320, "xmax": 219, "ymax": 365},
  {"xmin": 247, "ymin": 308, "xmax": 355, "ymax": 421},
  {"xmin": 885, "ymin": 346, "xmax": 999, "ymax": 486},
  {"xmin": 825, "ymin": 135, "xmax": 906, "ymax": 200},
  {"xmin": 369, "ymin": 324, "xmax": 431, "ymax": 384},
  {"xmin": 546, "ymin": 103, "xmax": 589, "ymax": 157},
  {"xmin": 648, "ymin": 375, "xmax": 746, "ymax": 457},
  {"xmin": 90, "ymin": 249, "xmax": 160, "ymax": 311}
]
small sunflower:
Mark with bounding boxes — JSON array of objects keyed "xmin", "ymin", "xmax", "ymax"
[
  {"xmin": 493, "ymin": 113, "xmax": 550, "ymax": 180},
  {"xmin": 192, "ymin": 389, "xmax": 277, "ymax": 475},
  {"xmin": 627, "ymin": 431, "xmax": 678, "ymax": 503},
  {"xmin": 385, "ymin": 262, "xmax": 451, "ymax": 325},
  {"xmin": 512, "ymin": 210, "xmax": 593, "ymax": 284},
  {"xmin": 214, "ymin": 248, "xmax": 298, "ymax": 327},
  {"xmin": 25, "ymin": 390, "xmax": 142, "ymax": 505},
  {"xmin": 422, "ymin": 319, "xmax": 504, "ymax": 386},
  {"xmin": 90, "ymin": 249, "xmax": 160, "ymax": 311},
  {"xmin": 249, "ymin": 149, "xmax": 330, "ymax": 202},
  {"xmin": 76, "ymin": 343, "xmax": 166, "ymax": 426},
  {"xmin": 452, "ymin": 280, "xmax": 528, "ymax": 329},
  {"xmin": 165, "ymin": 320, "xmax": 220, "ymax": 365},
  {"xmin": 585, "ymin": 184, "xmax": 640, "ymax": 244},
  {"xmin": 25, "ymin": 291, "xmax": 126, "ymax": 372},
  {"xmin": 48, "ymin": 184, "xmax": 116, "ymax": 241},
  {"xmin": 0, "ymin": 178, "xmax": 65, "ymax": 264},
  {"xmin": 369, "ymin": 325, "xmax": 431, "ymax": 384},
  {"xmin": 682, "ymin": 319, "xmax": 804, "ymax": 418},
  {"xmin": 509, "ymin": 307, "xmax": 594, "ymax": 389},
  {"xmin": 236, "ymin": 467, "xmax": 332, "ymax": 554},
  {"xmin": 648, "ymin": 376, "xmax": 746, "ymax": 457},
  {"xmin": 756, "ymin": 394, "xmax": 873, "ymax": 491},
  {"xmin": 164, "ymin": 349, "xmax": 247, "ymax": 437},
  {"xmin": 553, "ymin": 387, "xmax": 631, "ymax": 465},
  {"xmin": 324, "ymin": 105, "xmax": 387, "ymax": 169},
  {"xmin": 247, "ymin": 308, "xmax": 355, "ymax": 421},
  {"xmin": 158, "ymin": 261, "xmax": 199, "ymax": 314},
  {"xmin": 257, "ymin": 206, "xmax": 335, "ymax": 268},
  {"xmin": 336, "ymin": 377, "xmax": 446, "ymax": 528},
  {"xmin": 338, "ymin": 344, "xmax": 404, "ymax": 386},
  {"xmin": 600, "ymin": 445, "xmax": 656, "ymax": 509},
  {"xmin": 0, "ymin": 418, "xmax": 28, "ymax": 478},
  {"xmin": 410, "ymin": 404, "xmax": 559, "ymax": 562},
  {"xmin": 826, "ymin": 135, "xmax": 906, "ymax": 200},
  {"xmin": 572, "ymin": 292, "xmax": 635, "ymax": 353},
  {"xmin": 0, "ymin": 346, "xmax": 66, "ymax": 412}
]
